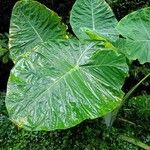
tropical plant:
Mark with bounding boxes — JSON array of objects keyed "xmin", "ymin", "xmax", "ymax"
[
  {"xmin": 116, "ymin": 7, "xmax": 150, "ymax": 64},
  {"xmin": 5, "ymin": 0, "xmax": 150, "ymax": 131}
]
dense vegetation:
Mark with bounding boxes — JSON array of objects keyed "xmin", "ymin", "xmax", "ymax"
[{"xmin": 0, "ymin": 0, "xmax": 150, "ymax": 149}]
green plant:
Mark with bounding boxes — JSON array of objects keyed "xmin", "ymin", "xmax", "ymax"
[
  {"xmin": 1, "ymin": 91, "xmax": 150, "ymax": 149},
  {"xmin": 0, "ymin": 33, "xmax": 9, "ymax": 63},
  {"xmin": 128, "ymin": 95, "xmax": 150, "ymax": 119},
  {"xmin": 5, "ymin": 0, "xmax": 150, "ymax": 131},
  {"xmin": 116, "ymin": 7, "xmax": 150, "ymax": 64},
  {"xmin": 104, "ymin": 7, "xmax": 150, "ymax": 126}
]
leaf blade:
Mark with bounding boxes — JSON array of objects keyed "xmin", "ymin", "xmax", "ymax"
[
  {"xmin": 116, "ymin": 7, "xmax": 150, "ymax": 64},
  {"xmin": 9, "ymin": 0, "xmax": 68, "ymax": 62},
  {"xmin": 6, "ymin": 40, "xmax": 128, "ymax": 131},
  {"xmin": 70, "ymin": 0, "xmax": 118, "ymax": 41}
]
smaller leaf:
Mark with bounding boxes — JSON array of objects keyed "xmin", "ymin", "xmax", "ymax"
[
  {"xmin": 0, "ymin": 48, "xmax": 8, "ymax": 57},
  {"xmin": 0, "ymin": 33, "xmax": 9, "ymax": 63},
  {"xmin": 70, "ymin": 0, "xmax": 118, "ymax": 41},
  {"xmin": 2, "ymin": 53, "xmax": 9, "ymax": 64},
  {"xmin": 116, "ymin": 7, "xmax": 150, "ymax": 64}
]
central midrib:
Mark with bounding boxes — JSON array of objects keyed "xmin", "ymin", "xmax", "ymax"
[
  {"xmin": 91, "ymin": 1, "xmax": 95, "ymax": 30},
  {"xmin": 21, "ymin": 11, "xmax": 44, "ymax": 43},
  {"xmin": 34, "ymin": 42, "xmax": 95, "ymax": 99}
]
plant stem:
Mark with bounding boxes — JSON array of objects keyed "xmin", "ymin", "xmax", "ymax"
[
  {"xmin": 104, "ymin": 73, "xmax": 150, "ymax": 127},
  {"xmin": 118, "ymin": 118, "xmax": 136, "ymax": 126},
  {"xmin": 120, "ymin": 135, "xmax": 150, "ymax": 150},
  {"xmin": 118, "ymin": 117, "xmax": 143, "ymax": 128},
  {"xmin": 123, "ymin": 73, "xmax": 150, "ymax": 102}
]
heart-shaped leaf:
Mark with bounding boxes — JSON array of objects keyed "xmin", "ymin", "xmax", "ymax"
[
  {"xmin": 116, "ymin": 7, "xmax": 150, "ymax": 64},
  {"xmin": 9, "ymin": 0, "xmax": 68, "ymax": 62},
  {"xmin": 6, "ymin": 40, "xmax": 128, "ymax": 131},
  {"xmin": 70, "ymin": 0, "xmax": 118, "ymax": 41}
]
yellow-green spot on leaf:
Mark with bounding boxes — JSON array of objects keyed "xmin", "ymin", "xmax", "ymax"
[
  {"xmin": 14, "ymin": 117, "xmax": 27, "ymax": 128},
  {"xmin": 82, "ymin": 28, "xmax": 106, "ymax": 41},
  {"xmin": 104, "ymin": 42, "xmax": 115, "ymax": 49}
]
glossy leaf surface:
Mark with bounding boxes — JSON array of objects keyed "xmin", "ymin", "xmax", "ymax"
[
  {"xmin": 70, "ymin": 0, "xmax": 118, "ymax": 41},
  {"xmin": 116, "ymin": 8, "xmax": 150, "ymax": 64},
  {"xmin": 9, "ymin": 0, "xmax": 67, "ymax": 62},
  {"xmin": 6, "ymin": 40, "xmax": 128, "ymax": 130}
]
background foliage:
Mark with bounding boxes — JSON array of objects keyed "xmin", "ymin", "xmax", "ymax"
[
  {"xmin": 1, "ymin": 91, "xmax": 150, "ymax": 149},
  {"xmin": 0, "ymin": 0, "xmax": 150, "ymax": 33}
]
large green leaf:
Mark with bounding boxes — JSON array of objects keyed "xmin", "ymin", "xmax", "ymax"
[
  {"xmin": 6, "ymin": 40, "xmax": 128, "ymax": 131},
  {"xmin": 70, "ymin": 0, "xmax": 118, "ymax": 41},
  {"xmin": 9, "ymin": 0, "xmax": 67, "ymax": 62},
  {"xmin": 116, "ymin": 7, "xmax": 150, "ymax": 64}
]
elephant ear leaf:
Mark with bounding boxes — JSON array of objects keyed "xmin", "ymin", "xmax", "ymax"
[
  {"xmin": 9, "ymin": 0, "xmax": 68, "ymax": 62},
  {"xmin": 116, "ymin": 7, "xmax": 150, "ymax": 64},
  {"xmin": 70, "ymin": 0, "xmax": 118, "ymax": 41},
  {"xmin": 5, "ymin": 40, "xmax": 128, "ymax": 131}
]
